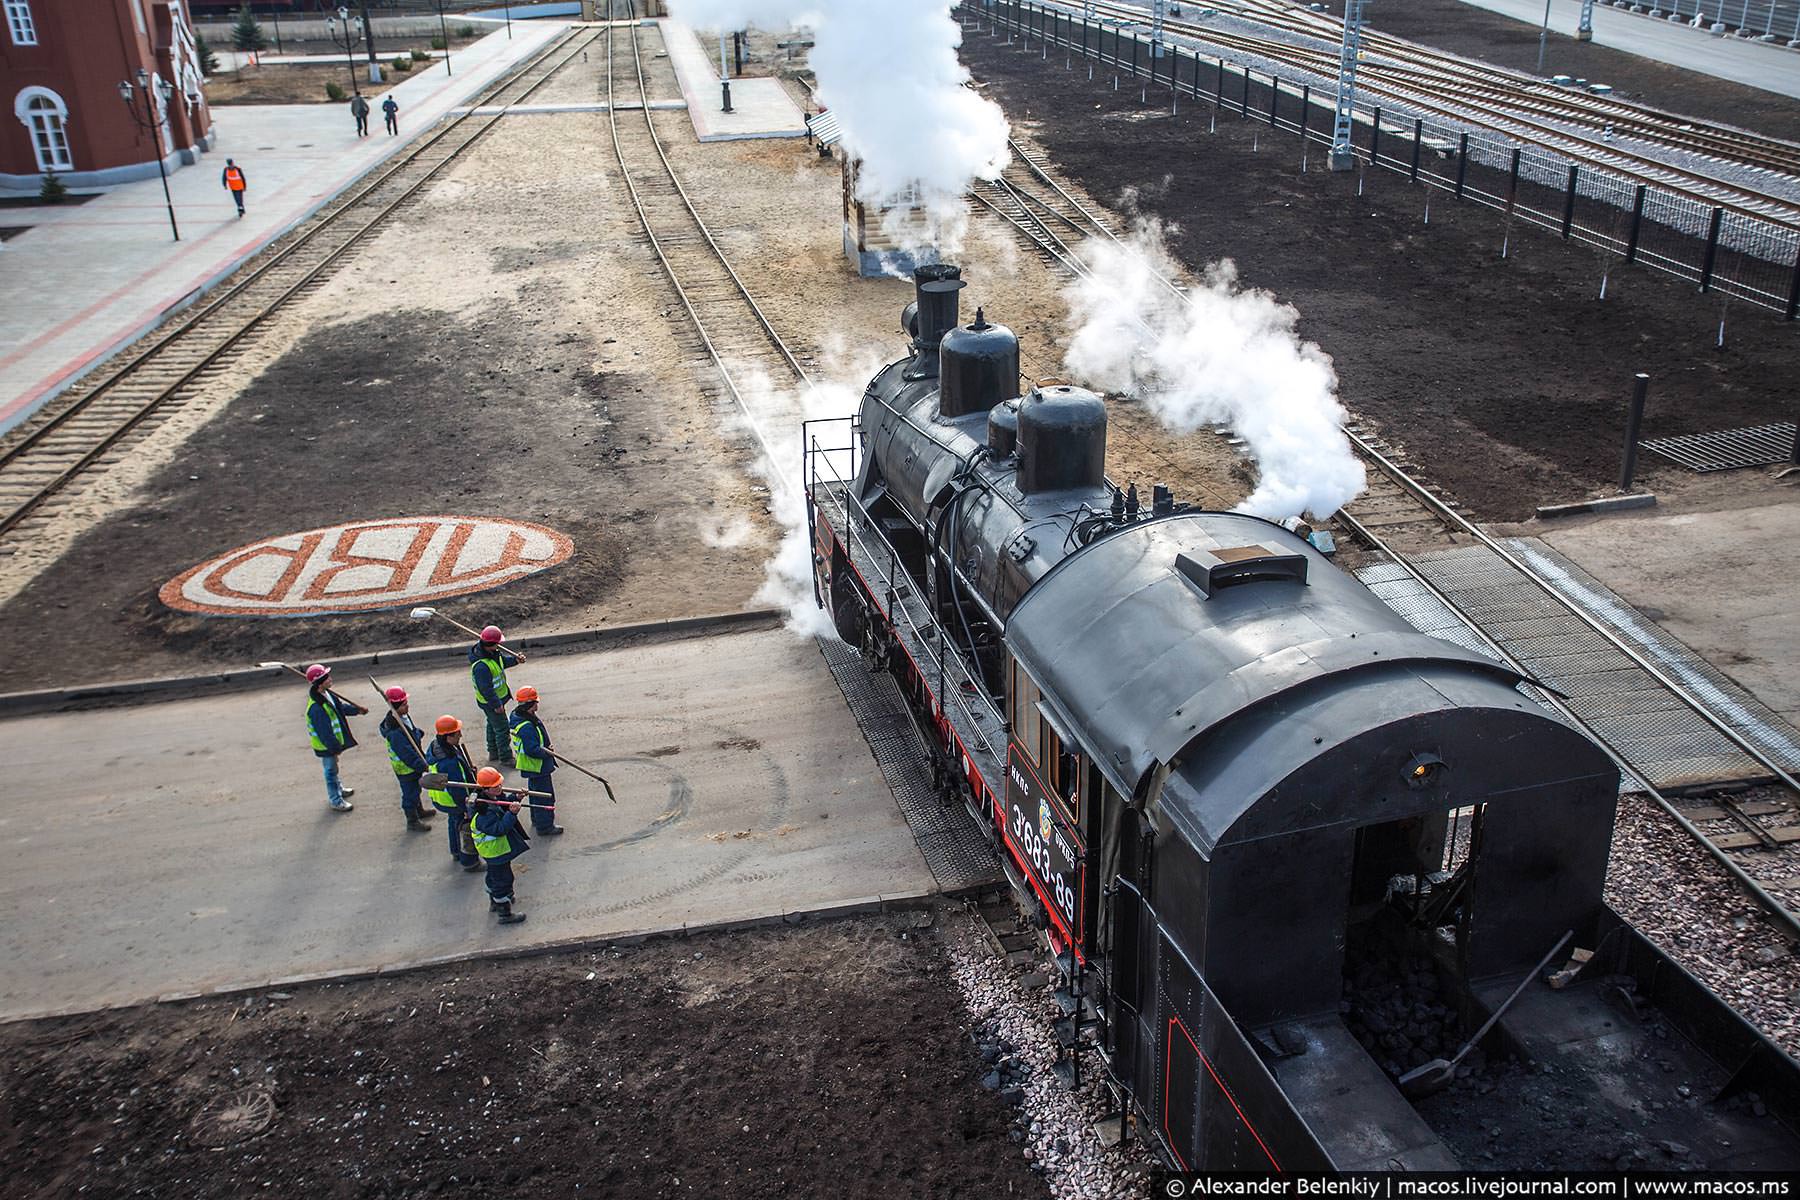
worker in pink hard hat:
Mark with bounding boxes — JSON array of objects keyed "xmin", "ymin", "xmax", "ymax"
[
  {"xmin": 377, "ymin": 683, "xmax": 434, "ymax": 832},
  {"xmin": 467, "ymin": 625, "xmax": 524, "ymax": 766},
  {"xmin": 304, "ymin": 664, "xmax": 368, "ymax": 813}
]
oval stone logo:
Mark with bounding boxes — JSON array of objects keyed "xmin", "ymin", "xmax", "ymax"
[{"xmin": 160, "ymin": 516, "xmax": 574, "ymax": 617}]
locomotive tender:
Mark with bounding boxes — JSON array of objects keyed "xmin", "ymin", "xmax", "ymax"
[{"xmin": 803, "ymin": 266, "xmax": 1800, "ymax": 1171}]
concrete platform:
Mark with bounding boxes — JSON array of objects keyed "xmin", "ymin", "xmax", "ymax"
[
  {"xmin": 0, "ymin": 627, "xmax": 936, "ymax": 1020},
  {"xmin": 660, "ymin": 19, "xmax": 809, "ymax": 141},
  {"xmin": 0, "ymin": 21, "xmax": 568, "ymax": 436},
  {"xmin": 1539, "ymin": 499, "xmax": 1800, "ymax": 726},
  {"xmin": 1455, "ymin": 0, "xmax": 1800, "ymax": 96}
]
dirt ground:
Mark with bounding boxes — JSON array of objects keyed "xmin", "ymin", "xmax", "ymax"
[
  {"xmin": 1367, "ymin": 0, "xmax": 1800, "ymax": 145},
  {"xmin": 0, "ymin": 909, "xmax": 1049, "ymax": 1200},
  {"xmin": 204, "ymin": 64, "xmax": 404, "ymax": 106},
  {"xmin": 960, "ymin": 28, "xmax": 1799, "ymax": 525}
]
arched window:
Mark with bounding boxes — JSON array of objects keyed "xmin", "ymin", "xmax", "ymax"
[
  {"xmin": 14, "ymin": 88, "xmax": 71, "ymax": 172},
  {"xmin": 4, "ymin": 1, "xmax": 36, "ymax": 46}
]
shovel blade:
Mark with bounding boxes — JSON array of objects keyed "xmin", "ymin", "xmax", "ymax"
[
  {"xmin": 409, "ymin": 607, "xmax": 436, "ymax": 620},
  {"xmin": 1397, "ymin": 1058, "xmax": 1454, "ymax": 1099}
]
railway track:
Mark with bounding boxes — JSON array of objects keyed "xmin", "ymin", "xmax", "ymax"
[
  {"xmin": 972, "ymin": 137, "xmax": 1800, "ymax": 938},
  {"xmin": 993, "ymin": 0, "xmax": 1800, "ymax": 229},
  {"xmin": 0, "ymin": 24, "xmax": 606, "ymax": 551}
]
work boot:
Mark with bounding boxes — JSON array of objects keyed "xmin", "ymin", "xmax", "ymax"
[
  {"xmin": 406, "ymin": 816, "xmax": 430, "ymax": 832},
  {"xmin": 496, "ymin": 903, "xmax": 527, "ymax": 926},
  {"xmin": 489, "ymin": 898, "xmax": 502, "ymax": 913},
  {"xmin": 416, "ymin": 808, "xmax": 435, "ymax": 821},
  {"xmin": 463, "ymin": 859, "xmax": 484, "ymax": 873},
  {"xmin": 536, "ymin": 825, "xmax": 564, "ymax": 836}
]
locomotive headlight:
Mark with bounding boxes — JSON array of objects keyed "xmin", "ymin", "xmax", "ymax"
[{"xmin": 1405, "ymin": 753, "xmax": 1447, "ymax": 788}]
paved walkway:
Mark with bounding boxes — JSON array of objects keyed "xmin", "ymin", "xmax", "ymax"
[
  {"xmin": 0, "ymin": 627, "xmax": 934, "ymax": 1020},
  {"xmin": 0, "ymin": 21, "xmax": 568, "ymax": 436},
  {"xmin": 1455, "ymin": 0, "xmax": 1800, "ymax": 96},
  {"xmin": 661, "ymin": 19, "xmax": 808, "ymax": 141}
]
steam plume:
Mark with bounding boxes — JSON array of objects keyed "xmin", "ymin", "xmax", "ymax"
[
  {"xmin": 1061, "ymin": 222, "xmax": 1365, "ymax": 520},
  {"xmin": 665, "ymin": 0, "xmax": 1009, "ymax": 251}
]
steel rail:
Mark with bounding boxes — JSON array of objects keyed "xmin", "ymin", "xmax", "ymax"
[
  {"xmin": 970, "ymin": 138, "xmax": 1800, "ymax": 933},
  {"xmin": 0, "ymin": 26, "xmax": 599, "ymax": 539},
  {"xmin": 604, "ymin": 16, "xmax": 807, "ymax": 489},
  {"xmin": 1022, "ymin": 3, "xmax": 1800, "ymax": 228}
]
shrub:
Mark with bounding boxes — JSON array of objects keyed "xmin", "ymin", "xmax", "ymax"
[
  {"xmin": 392, "ymin": 55, "xmax": 412, "ymax": 72},
  {"xmin": 38, "ymin": 170, "xmax": 68, "ymax": 205},
  {"xmin": 411, "ymin": 48, "xmax": 430, "ymax": 61},
  {"xmin": 326, "ymin": 80, "xmax": 347, "ymax": 102},
  {"xmin": 195, "ymin": 33, "xmax": 221, "ymax": 77},
  {"xmin": 430, "ymin": 35, "xmax": 446, "ymax": 50},
  {"xmin": 457, "ymin": 23, "xmax": 476, "ymax": 37}
]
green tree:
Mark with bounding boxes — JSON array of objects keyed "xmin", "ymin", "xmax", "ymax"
[
  {"xmin": 38, "ymin": 170, "xmax": 68, "ymax": 205},
  {"xmin": 194, "ymin": 32, "xmax": 220, "ymax": 77},
  {"xmin": 230, "ymin": 5, "xmax": 268, "ymax": 75}
]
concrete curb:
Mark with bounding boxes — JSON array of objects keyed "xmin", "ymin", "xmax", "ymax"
[
  {"xmin": 0, "ymin": 608, "xmax": 782, "ymax": 718},
  {"xmin": 1535, "ymin": 493, "xmax": 1658, "ymax": 519},
  {"xmin": 2, "ymin": 884, "xmax": 1003, "ymax": 1026}
]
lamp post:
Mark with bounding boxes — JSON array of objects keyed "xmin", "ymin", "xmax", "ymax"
[
  {"xmin": 118, "ymin": 70, "xmax": 180, "ymax": 243},
  {"xmin": 325, "ymin": 6, "xmax": 363, "ymax": 96},
  {"xmin": 504, "ymin": 3, "xmax": 512, "ymax": 39},
  {"xmin": 357, "ymin": 0, "xmax": 382, "ymax": 85},
  {"xmin": 436, "ymin": 0, "xmax": 452, "ymax": 75}
]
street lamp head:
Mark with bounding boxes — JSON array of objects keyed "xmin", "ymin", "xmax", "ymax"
[
  {"xmin": 338, "ymin": 6, "xmax": 349, "ymax": 19},
  {"xmin": 117, "ymin": 79, "xmax": 135, "ymax": 103},
  {"xmin": 155, "ymin": 77, "xmax": 174, "ymax": 102},
  {"xmin": 136, "ymin": 66, "xmax": 150, "ymax": 88}
]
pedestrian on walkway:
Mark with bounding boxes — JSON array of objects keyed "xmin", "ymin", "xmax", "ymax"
[
  {"xmin": 468, "ymin": 626, "xmax": 520, "ymax": 766},
  {"xmin": 305, "ymin": 664, "xmax": 367, "ymax": 812},
  {"xmin": 508, "ymin": 686, "xmax": 563, "ymax": 836},
  {"xmin": 350, "ymin": 92, "xmax": 371, "ymax": 137},
  {"xmin": 382, "ymin": 94, "xmax": 399, "ymax": 135},
  {"xmin": 221, "ymin": 158, "xmax": 248, "ymax": 217},
  {"xmin": 470, "ymin": 768, "xmax": 530, "ymax": 926},
  {"xmin": 379, "ymin": 685, "xmax": 435, "ymax": 832},
  {"xmin": 425, "ymin": 715, "xmax": 483, "ymax": 871}
]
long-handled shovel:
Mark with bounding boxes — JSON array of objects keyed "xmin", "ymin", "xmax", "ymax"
[
  {"xmin": 548, "ymin": 750, "xmax": 618, "ymax": 804},
  {"xmin": 259, "ymin": 660, "xmax": 367, "ymax": 715},
  {"xmin": 419, "ymin": 775, "xmax": 558, "ymax": 812},
  {"xmin": 409, "ymin": 607, "xmax": 528, "ymax": 661},
  {"xmin": 1397, "ymin": 930, "xmax": 1574, "ymax": 1099}
]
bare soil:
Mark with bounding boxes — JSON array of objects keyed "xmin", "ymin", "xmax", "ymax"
[
  {"xmin": 0, "ymin": 910, "xmax": 1048, "ymax": 1200},
  {"xmin": 960, "ymin": 29, "xmax": 1799, "ymax": 524},
  {"xmin": 1367, "ymin": 0, "xmax": 1800, "ymax": 145},
  {"xmin": 205, "ymin": 64, "xmax": 404, "ymax": 106}
]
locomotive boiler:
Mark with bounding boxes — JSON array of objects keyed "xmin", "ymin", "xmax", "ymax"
[{"xmin": 802, "ymin": 266, "xmax": 1800, "ymax": 1171}]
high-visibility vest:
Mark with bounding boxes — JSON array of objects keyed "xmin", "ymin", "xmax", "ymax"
[
  {"xmin": 307, "ymin": 694, "xmax": 346, "ymax": 753},
  {"xmin": 471, "ymin": 653, "xmax": 511, "ymax": 706},
  {"xmin": 386, "ymin": 718, "xmax": 423, "ymax": 777},
  {"xmin": 225, "ymin": 167, "xmax": 245, "ymax": 190},
  {"xmin": 509, "ymin": 711, "xmax": 547, "ymax": 775},
  {"xmin": 424, "ymin": 740, "xmax": 465, "ymax": 811},
  {"xmin": 470, "ymin": 808, "xmax": 513, "ymax": 859}
]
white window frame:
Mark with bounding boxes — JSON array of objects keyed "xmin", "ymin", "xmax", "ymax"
[
  {"xmin": 14, "ymin": 87, "xmax": 71, "ymax": 173},
  {"xmin": 5, "ymin": 0, "xmax": 37, "ymax": 47}
]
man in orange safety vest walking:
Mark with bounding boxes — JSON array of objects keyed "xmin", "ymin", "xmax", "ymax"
[{"xmin": 221, "ymin": 158, "xmax": 248, "ymax": 217}]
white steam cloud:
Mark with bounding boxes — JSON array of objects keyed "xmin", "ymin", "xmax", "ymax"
[
  {"xmin": 1061, "ymin": 222, "xmax": 1366, "ymax": 520},
  {"xmin": 665, "ymin": 0, "xmax": 1009, "ymax": 252},
  {"xmin": 720, "ymin": 351, "xmax": 886, "ymax": 635}
]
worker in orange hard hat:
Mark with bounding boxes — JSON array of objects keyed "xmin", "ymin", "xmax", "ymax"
[
  {"xmin": 508, "ymin": 685, "xmax": 563, "ymax": 836},
  {"xmin": 469, "ymin": 766, "xmax": 530, "ymax": 925},
  {"xmin": 423, "ymin": 715, "xmax": 481, "ymax": 871}
]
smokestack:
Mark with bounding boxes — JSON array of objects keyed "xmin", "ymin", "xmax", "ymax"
[{"xmin": 904, "ymin": 263, "xmax": 964, "ymax": 381}]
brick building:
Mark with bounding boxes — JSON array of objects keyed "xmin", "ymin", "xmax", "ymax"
[{"xmin": 2, "ymin": 0, "xmax": 213, "ymax": 190}]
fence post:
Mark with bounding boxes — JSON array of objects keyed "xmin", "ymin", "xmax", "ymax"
[
  {"xmin": 1130, "ymin": 30, "xmax": 1138, "ymax": 78},
  {"xmin": 1625, "ymin": 184, "xmax": 1647, "ymax": 263},
  {"xmin": 1505, "ymin": 146, "xmax": 1522, "ymax": 216},
  {"xmin": 1215, "ymin": 58, "xmax": 1226, "ymax": 109},
  {"xmin": 1300, "ymin": 84, "xmax": 1310, "ymax": 141},
  {"xmin": 1698, "ymin": 206, "xmax": 1724, "ymax": 293},
  {"xmin": 1787, "ymin": 240, "xmax": 1800, "ymax": 321},
  {"xmin": 1270, "ymin": 76, "xmax": 1280, "ymax": 127},
  {"xmin": 1411, "ymin": 118, "xmax": 1422, "ymax": 181},
  {"xmin": 1191, "ymin": 49, "xmax": 1201, "ymax": 98},
  {"xmin": 1371, "ymin": 106, "xmax": 1383, "ymax": 166},
  {"xmin": 1620, "ymin": 373, "xmax": 1649, "ymax": 492},
  {"xmin": 1454, "ymin": 133, "xmax": 1469, "ymax": 198},
  {"xmin": 1561, "ymin": 164, "xmax": 1578, "ymax": 238},
  {"xmin": 1081, "ymin": 15, "xmax": 1087, "ymax": 58},
  {"xmin": 1240, "ymin": 63, "xmax": 1251, "ymax": 117}
]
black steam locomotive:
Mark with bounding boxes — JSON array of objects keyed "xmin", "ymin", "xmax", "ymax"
[{"xmin": 802, "ymin": 266, "xmax": 1800, "ymax": 1171}]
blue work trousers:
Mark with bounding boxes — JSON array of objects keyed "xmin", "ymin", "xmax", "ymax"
[
  {"xmin": 397, "ymin": 773, "xmax": 424, "ymax": 817},
  {"xmin": 524, "ymin": 773, "xmax": 557, "ymax": 831},
  {"xmin": 441, "ymin": 801, "xmax": 476, "ymax": 865},
  {"xmin": 484, "ymin": 860, "xmax": 515, "ymax": 905}
]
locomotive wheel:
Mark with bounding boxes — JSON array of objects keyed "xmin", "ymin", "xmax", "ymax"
[{"xmin": 830, "ymin": 569, "xmax": 867, "ymax": 647}]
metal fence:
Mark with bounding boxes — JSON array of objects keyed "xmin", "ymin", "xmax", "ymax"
[
  {"xmin": 971, "ymin": 0, "xmax": 1800, "ymax": 318},
  {"xmin": 1609, "ymin": 0, "xmax": 1800, "ymax": 43}
]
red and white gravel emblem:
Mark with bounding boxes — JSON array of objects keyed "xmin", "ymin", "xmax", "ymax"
[{"xmin": 159, "ymin": 516, "xmax": 574, "ymax": 617}]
